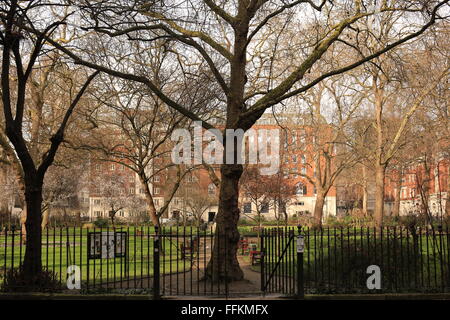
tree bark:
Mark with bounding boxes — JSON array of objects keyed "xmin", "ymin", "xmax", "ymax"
[
  {"xmin": 205, "ymin": 164, "xmax": 244, "ymax": 281},
  {"xmin": 313, "ymin": 191, "xmax": 326, "ymax": 228},
  {"xmin": 20, "ymin": 205, "xmax": 27, "ymax": 243},
  {"xmin": 446, "ymin": 165, "xmax": 450, "ymax": 218},
  {"xmin": 140, "ymin": 176, "xmax": 159, "ymax": 227},
  {"xmin": 22, "ymin": 179, "xmax": 44, "ymax": 284},
  {"xmin": 362, "ymin": 166, "xmax": 368, "ymax": 216},
  {"xmin": 374, "ymin": 164, "xmax": 386, "ymax": 227},
  {"xmin": 41, "ymin": 206, "xmax": 50, "ymax": 230}
]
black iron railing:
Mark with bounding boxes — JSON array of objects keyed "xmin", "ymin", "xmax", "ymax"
[{"xmin": 0, "ymin": 225, "xmax": 449, "ymax": 296}]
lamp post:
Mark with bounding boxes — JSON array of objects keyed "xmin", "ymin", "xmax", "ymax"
[{"xmin": 296, "ymin": 225, "xmax": 305, "ymax": 299}]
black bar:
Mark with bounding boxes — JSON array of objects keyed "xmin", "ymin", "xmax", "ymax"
[
  {"xmin": 149, "ymin": 225, "xmax": 152, "ymax": 292},
  {"xmin": 153, "ymin": 225, "xmax": 160, "ymax": 300},
  {"xmin": 297, "ymin": 226, "xmax": 304, "ymax": 299},
  {"xmin": 11, "ymin": 229, "xmax": 14, "ymax": 274},
  {"xmin": 260, "ymin": 228, "xmax": 265, "ymax": 293}
]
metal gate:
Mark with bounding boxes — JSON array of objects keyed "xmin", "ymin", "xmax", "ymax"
[{"xmin": 260, "ymin": 226, "xmax": 303, "ymax": 297}]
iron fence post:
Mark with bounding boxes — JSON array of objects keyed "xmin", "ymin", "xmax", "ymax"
[
  {"xmin": 297, "ymin": 225, "xmax": 305, "ymax": 299},
  {"xmin": 153, "ymin": 225, "xmax": 161, "ymax": 300},
  {"xmin": 260, "ymin": 228, "xmax": 265, "ymax": 294}
]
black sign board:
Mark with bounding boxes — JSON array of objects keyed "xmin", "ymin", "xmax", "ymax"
[{"xmin": 87, "ymin": 231, "xmax": 127, "ymax": 259}]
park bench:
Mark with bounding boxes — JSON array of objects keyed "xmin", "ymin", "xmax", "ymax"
[
  {"xmin": 251, "ymin": 226, "xmax": 263, "ymax": 233},
  {"xmin": 249, "ymin": 243, "xmax": 262, "ymax": 265},
  {"xmin": 238, "ymin": 238, "xmax": 249, "ymax": 255},
  {"xmin": 180, "ymin": 236, "xmax": 200, "ymax": 260}
]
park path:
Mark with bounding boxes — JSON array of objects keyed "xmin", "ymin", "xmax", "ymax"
[
  {"xmin": 159, "ymin": 248, "xmax": 262, "ymax": 296},
  {"xmin": 97, "ymin": 238, "xmax": 263, "ymax": 297}
]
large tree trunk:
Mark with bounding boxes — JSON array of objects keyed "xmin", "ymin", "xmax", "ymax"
[
  {"xmin": 140, "ymin": 176, "xmax": 159, "ymax": 227},
  {"xmin": 41, "ymin": 206, "xmax": 50, "ymax": 230},
  {"xmin": 445, "ymin": 165, "xmax": 450, "ymax": 218},
  {"xmin": 22, "ymin": 180, "xmax": 44, "ymax": 285},
  {"xmin": 374, "ymin": 164, "xmax": 386, "ymax": 227},
  {"xmin": 362, "ymin": 185, "xmax": 368, "ymax": 217},
  {"xmin": 205, "ymin": 164, "xmax": 244, "ymax": 281},
  {"xmin": 362, "ymin": 166, "xmax": 368, "ymax": 216},
  {"xmin": 313, "ymin": 191, "xmax": 326, "ymax": 228},
  {"xmin": 20, "ymin": 205, "xmax": 27, "ymax": 243}
]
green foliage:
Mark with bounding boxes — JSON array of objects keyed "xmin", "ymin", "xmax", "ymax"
[
  {"xmin": 238, "ymin": 218, "xmax": 259, "ymax": 226},
  {"xmin": 305, "ymin": 233, "xmax": 426, "ymax": 293},
  {"xmin": 93, "ymin": 218, "xmax": 110, "ymax": 228},
  {"xmin": 324, "ymin": 216, "xmax": 341, "ymax": 227},
  {"xmin": 1, "ymin": 267, "xmax": 63, "ymax": 293}
]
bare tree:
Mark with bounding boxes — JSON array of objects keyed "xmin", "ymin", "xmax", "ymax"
[
  {"xmin": 182, "ymin": 180, "xmax": 218, "ymax": 227},
  {"xmin": 352, "ymin": 43, "xmax": 449, "ymax": 227},
  {"xmin": 294, "ymin": 76, "xmax": 363, "ymax": 228},
  {"xmin": 240, "ymin": 166, "xmax": 274, "ymax": 230},
  {"xmin": 6, "ymin": 0, "xmax": 449, "ymax": 280},
  {"xmin": 0, "ymin": 1, "xmax": 99, "ymax": 287},
  {"xmin": 41, "ymin": 164, "xmax": 86, "ymax": 229},
  {"xmin": 91, "ymin": 174, "xmax": 136, "ymax": 228},
  {"xmin": 80, "ymin": 71, "xmax": 213, "ymax": 226}
]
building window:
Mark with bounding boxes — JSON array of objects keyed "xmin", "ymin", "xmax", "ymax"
[
  {"xmin": 301, "ymin": 155, "xmax": 306, "ymax": 164},
  {"xmin": 401, "ymin": 187, "xmax": 406, "ymax": 198},
  {"xmin": 208, "ymin": 184, "xmax": 216, "ymax": 195},
  {"xmin": 154, "ymin": 187, "xmax": 160, "ymax": 195},
  {"xmin": 243, "ymin": 202, "xmax": 252, "ymax": 213},
  {"xmin": 292, "ymin": 155, "xmax": 297, "ymax": 163},
  {"xmin": 110, "ymin": 163, "xmax": 115, "ymax": 171},
  {"xmin": 129, "ymin": 175, "xmax": 135, "ymax": 183},
  {"xmin": 129, "ymin": 188, "xmax": 135, "ymax": 195},
  {"xmin": 261, "ymin": 202, "xmax": 269, "ymax": 213},
  {"xmin": 94, "ymin": 199, "xmax": 101, "ymax": 205},
  {"xmin": 95, "ymin": 164, "xmax": 101, "ymax": 171},
  {"xmin": 154, "ymin": 175, "xmax": 160, "ymax": 182},
  {"xmin": 301, "ymin": 167, "xmax": 306, "ymax": 175},
  {"xmin": 296, "ymin": 183, "xmax": 307, "ymax": 196}
]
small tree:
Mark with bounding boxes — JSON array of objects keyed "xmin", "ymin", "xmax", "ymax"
[{"xmin": 182, "ymin": 180, "xmax": 218, "ymax": 227}]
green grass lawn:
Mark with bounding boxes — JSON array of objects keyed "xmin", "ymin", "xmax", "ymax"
[{"xmin": 0, "ymin": 227, "xmax": 197, "ymax": 286}]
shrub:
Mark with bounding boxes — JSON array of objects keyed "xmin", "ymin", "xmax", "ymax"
[
  {"xmin": 93, "ymin": 218, "xmax": 110, "ymax": 228},
  {"xmin": 1, "ymin": 267, "xmax": 63, "ymax": 293},
  {"xmin": 398, "ymin": 214, "xmax": 427, "ymax": 233},
  {"xmin": 304, "ymin": 234, "xmax": 424, "ymax": 293},
  {"xmin": 238, "ymin": 218, "xmax": 259, "ymax": 226},
  {"xmin": 324, "ymin": 216, "xmax": 341, "ymax": 227}
]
